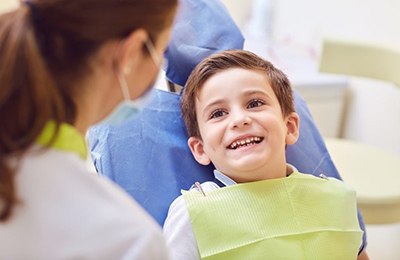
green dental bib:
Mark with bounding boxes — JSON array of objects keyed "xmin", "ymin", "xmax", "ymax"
[{"xmin": 183, "ymin": 172, "xmax": 363, "ymax": 260}]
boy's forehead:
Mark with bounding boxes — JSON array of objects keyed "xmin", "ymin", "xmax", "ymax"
[{"xmin": 196, "ymin": 68, "xmax": 272, "ymax": 98}]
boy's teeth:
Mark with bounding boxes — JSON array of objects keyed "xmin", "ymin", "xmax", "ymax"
[{"xmin": 229, "ymin": 137, "xmax": 262, "ymax": 149}]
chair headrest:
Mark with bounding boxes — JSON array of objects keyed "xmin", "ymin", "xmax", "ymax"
[{"xmin": 164, "ymin": 0, "xmax": 245, "ymax": 87}]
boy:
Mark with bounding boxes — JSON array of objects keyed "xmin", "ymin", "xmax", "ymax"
[{"xmin": 163, "ymin": 50, "xmax": 364, "ymax": 259}]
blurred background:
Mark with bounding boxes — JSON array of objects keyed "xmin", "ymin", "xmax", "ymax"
[{"xmin": 1, "ymin": 0, "xmax": 399, "ymax": 258}]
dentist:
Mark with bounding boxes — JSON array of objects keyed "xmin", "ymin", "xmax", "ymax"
[{"xmin": 0, "ymin": 0, "xmax": 176, "ymax": 259}]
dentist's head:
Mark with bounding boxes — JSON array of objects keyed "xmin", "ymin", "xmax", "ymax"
[{"xmin": 0, "ymin": 0, "xmax": 177, "ymax": 220}]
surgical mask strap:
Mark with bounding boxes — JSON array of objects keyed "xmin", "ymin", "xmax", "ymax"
[
  {"xmin": 112, "ymin": 39, "xmax": 132, "ymax": 102},
  {"xmin": 145, "ymin": 38, "xmax": 163, "ymax": 67},
  {"xmin": 115, "ymin": 37, "xmax": 161, "ymax": 103},
  {"xmin": 117, "ymin": 72, "xmax": 131, "ymax": 101}
]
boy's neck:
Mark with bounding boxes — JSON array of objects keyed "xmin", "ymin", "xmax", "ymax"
[
  {"xmin": 215, "ymin": 164, "xmax": 296, "ymax": 185},
  {"xmin": 286, "ymin": 164, "xmax": 294, "ymax": 177}
]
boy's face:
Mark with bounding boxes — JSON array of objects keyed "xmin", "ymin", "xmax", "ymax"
[{"xmin": 188, "ymin": 68, "xmax": 299, "ymax": 183}]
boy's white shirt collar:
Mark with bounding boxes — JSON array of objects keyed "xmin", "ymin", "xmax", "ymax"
[{"xmin": 213, "ymin": 164, "xmax": 298, "ymax": 187}]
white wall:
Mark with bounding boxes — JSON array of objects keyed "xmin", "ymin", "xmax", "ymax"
[
  {"xmin": 273, "ymin": 0, "xmax": 400, "ymax": 50},
  {"xmin": 220, "ymin": 0, "xmax": 400, "ymax": 57},
  {"xmin": 344, "ymin": 79, "xmax": 400, "ymax": 154}
]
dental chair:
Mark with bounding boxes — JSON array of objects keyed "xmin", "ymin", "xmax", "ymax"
[
  {"xmin": 319, "ymin": 39, "xmax": 400, "ymax": 224},
  {"xmin": 87, "ymin": 0, "xmax": 366, "ymax": 251}
]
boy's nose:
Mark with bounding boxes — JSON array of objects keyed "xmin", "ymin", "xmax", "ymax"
[{"xmin": 230, "ymin": 111, "xmax": 252, "ymax": 129}]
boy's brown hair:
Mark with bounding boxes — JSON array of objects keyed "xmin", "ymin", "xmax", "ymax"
[{"xmin": 181, "ymin": 50, "xmax": 295, "ymax": 138}]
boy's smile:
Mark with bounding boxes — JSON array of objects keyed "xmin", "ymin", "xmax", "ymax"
[
  {"xmin": 188, "ymin": 68, "xmax": 299, "ymax": 183},
  {"xmin": 227, "ymin": 136, "xmax": 263, "ymax": 150}
]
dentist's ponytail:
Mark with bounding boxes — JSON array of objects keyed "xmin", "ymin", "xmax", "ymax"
[{"xmin": 0, "ymin": 4, "xmax": 66, "ymax": 221}]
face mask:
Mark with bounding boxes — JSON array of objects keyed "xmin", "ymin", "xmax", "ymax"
[{"xmin": 97, "ymin": 38, "xmax": 162, "ymax": 126}]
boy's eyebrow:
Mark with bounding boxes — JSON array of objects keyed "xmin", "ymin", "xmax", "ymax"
[
  {"xmin": 242, "ymin": 89, "xmax": 270, "ymax": 97},
  {"xmin": 243, "ymin": 89, "xmax": 275, "ymax": 102}
]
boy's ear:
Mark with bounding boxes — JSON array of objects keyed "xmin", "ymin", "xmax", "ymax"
[
  {"xmin": 188, "ymin": 137, "xmax": 211, "ymax": 165},
  {"xmin": 285, "ymin": 112, "xmax": 300, "ymax": 145}
]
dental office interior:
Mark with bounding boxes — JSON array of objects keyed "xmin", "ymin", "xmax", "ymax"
[{"xmin": 1, "ymin": 0, "xmax": 399, "ymax": 258}]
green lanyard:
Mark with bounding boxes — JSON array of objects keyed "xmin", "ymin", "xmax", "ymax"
[{"xmin": 184, "ymin": 172, "xmax": 363, "ymax": 260}]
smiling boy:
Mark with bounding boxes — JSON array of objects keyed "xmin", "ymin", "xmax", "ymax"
[
  {"xmin": 184, "ymin": 59, "xmax": 298, "ymax": 183},
  {"xmin": 163, "ymin": 50, "xmax": 364, "ymax": 259}
]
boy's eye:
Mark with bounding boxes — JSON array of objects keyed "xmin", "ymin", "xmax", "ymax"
[
  {"xmin": 247, "ymin": 99, "xmax": 265, "ymax": 109},
  {"xmin": 210, "ymin": 109, "xmax": 227, "ymax": 119}
]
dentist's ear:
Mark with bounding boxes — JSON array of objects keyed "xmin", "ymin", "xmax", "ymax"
[
  {"xmin": 116, "ymin": 29, "xmax": 148, "ymax": 75},
  {"xmin": 188, "ymin": 136, "xmax": 211, "ymax": 165},
  {"xmin": 285, "ymin": 112, "xmax": 300, "ymax": 145}
]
